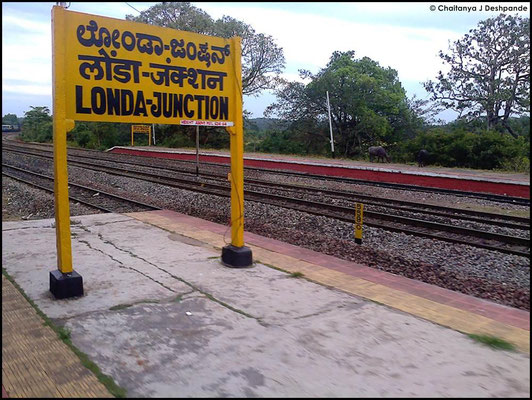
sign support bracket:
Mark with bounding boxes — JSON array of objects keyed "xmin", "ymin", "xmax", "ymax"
[
  {"xmin": 50, "ymin": 5, "xmax": 83, "ymax": 299},
  {"xmin": 50, "ymin": 6, "xmax": 252, "ymax": 290},
  {"xmin": 221, "ymin": 36, "xmax": 252, "ymax": 268}
]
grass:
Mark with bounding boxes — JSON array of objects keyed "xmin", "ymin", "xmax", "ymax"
[
  {"xmin": 109, "ymin": 299, "xmax": 159, "ymax": 311},
  {"xmin": 260, "ymin": 262, "xmax": 308, "ymax": 280},
  {"xmin": 57, "ymin": 326, "xmax": 72, "ymax": 341},
  {"xmin": 2, "ymin": 268, "xmax": 127, "ymax": 398},
  {"xmin": 109, "ymin": 304, "xmax": 133, "ymax": 311},
  {"xmin": 467, "ymin": 333, "xmax": 516, "ymax": 351},
  {"xmin": 260, "ymin": 262, "xmax": 305, "ymax": 279},
  {"xmin": 172, "ymin": 294, "xmax": 185, "ymax": 303},
  {"xmin": 289, "ymin": 271, "xmax": 305, "ymax": 278},
  {"xmin": 261, "ymin": 262, "xmax": 290, "ymax": 274}
]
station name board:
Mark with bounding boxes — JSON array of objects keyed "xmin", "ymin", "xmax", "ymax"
[{"xmin": 55, "ymin": 8, "xmax": 238, "ymax": 125}]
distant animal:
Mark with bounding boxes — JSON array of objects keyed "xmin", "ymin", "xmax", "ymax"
[
  {"xmin": 417, "ymin": 149, "xmax": 430, "ymax": 167},
  {"xmin": 368, "ymin": 146, "xmax": 390, "ymax": 163}
]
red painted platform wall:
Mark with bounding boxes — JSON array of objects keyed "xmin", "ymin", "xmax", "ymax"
[{"xmin": 110, "ymin": 148, "xmax": 530, "ymax": 199}]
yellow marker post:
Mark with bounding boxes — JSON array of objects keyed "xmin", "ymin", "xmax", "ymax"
[
  {"xmin": 49, "ymin": 5, "xmax": 83, "ymax": 299},
  {"xmin": 221, "ymin": 36, "xmax": 252, "ymax": 267},
  {"xmin": 354, "ymin": 202, "xmax": 364, "ymax": 244}
]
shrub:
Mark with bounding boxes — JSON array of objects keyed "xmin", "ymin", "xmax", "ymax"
[
  {"xmin": 398, "ymin": 129, "xmax": 529, "ymax": 171},
  {"xmin": 161, "ymin": 132, "xmax": 194, "ymax": 148}
]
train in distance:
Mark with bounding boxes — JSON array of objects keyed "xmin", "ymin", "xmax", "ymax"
[{"xmin": 2, "ymin": 124, "xmax": 20, "ymax": 132}]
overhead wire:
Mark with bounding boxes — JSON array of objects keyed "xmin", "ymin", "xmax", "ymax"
[{"xmin": 125, "ymin": 2, "xmax": 141, "ymax": 14}]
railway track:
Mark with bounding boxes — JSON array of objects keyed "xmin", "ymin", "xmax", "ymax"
[
  {"xmin": 2, "ymin": 144, "xmax": 529, "ymax": 257},
  {"xmin": 3, "ymin": 143, "xmax": 530, "ymax": 229},
  {"xmin": 4, "ymin": 140, "xmax": 530, "ymax": 206},
  {"xmin": 2, "ymin": 165, "xmax": 159, "ymax": 213}
]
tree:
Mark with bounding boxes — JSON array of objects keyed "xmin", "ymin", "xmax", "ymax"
[
  {"xmin": 424, "ymin": 14, "xmax": 530, "ymax": 137},
  {"xmin": 126, "ymin": 2, "xmax": 285, "ymax": 96},
  {"xmin": 265, "ymin": 51, "xmax": 411, "ymax": 157},
  {"xmin": 20, "ymin": 106, "xmax": 53, "ymax": 143},
  {"xmin": 2, "ymin": 113, "xmax": 19, "ymax": 126},
  {"xmin": 405, "ymin": 95, "xmax": 446, "ymax": 130}
]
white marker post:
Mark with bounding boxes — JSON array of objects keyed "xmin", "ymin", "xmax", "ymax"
[
  {"xmin": 326, "ymin": 91, "xmax": 335, "ymax": 159},
  {"xmin": 196, "ymin": 125, "xmax": 200, "ymax": 177}
]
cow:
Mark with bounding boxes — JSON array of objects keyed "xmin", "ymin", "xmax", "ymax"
[
  {"xmin": 368, "ymin": 146, "xmax": 390, "ymax": 163},
  {"xmin": 417, "ymin": 149, "xmax": 430, "ymax": 167}
]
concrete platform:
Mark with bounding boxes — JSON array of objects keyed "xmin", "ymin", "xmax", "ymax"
[{"xmin": 2, "ymin": 211, "xmax": 530, "ymax": 398}]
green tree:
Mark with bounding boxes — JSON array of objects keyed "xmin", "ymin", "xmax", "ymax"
[
  {"xmin": 20, "ymin": 106, "xmax": 53, "ymax": 143},
  {"xmin": 397, "ymin": 128, "xmax": 529, "ymax": 171},
  {"xmin": 506, "ymin": 115, "xmax": 530, "ymax": 138},
  {"xmin": 255, "ymin": 118, "xmax": 329, "ymax": 156},
  {"xmin": 424, "ymin": 14, "xmax": 530, "ymax": 137},
  {"xmin": 68, "ymin": 121, "xmax": 130, "ymax": 150},
  {"xmin": 68, "ymin": 122, "xmax": 94, "ymax": 148},
  {"xmin": 265, "ymin": 51, "xmax": 412, "ymax": 157},
  {"xmin": 126, "ymin": 2, "xmax": 285, "ymax": 96},
  {"xmin": 2, "ymin": 113, "xmax": 19, "ymax": 126}
]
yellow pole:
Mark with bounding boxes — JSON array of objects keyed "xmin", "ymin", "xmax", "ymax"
[
  {"xmin": 131, "ymin": 126, "xmax": 134, "ymax": 146},
  {"xmin": 354, "ymin": 202, "xmax": 364, "ymax": 244},
  {"xmin": 221, "ymin": 35, "xmax": 251, "ymax": 267},
  {"xmin": 52, "ymin": 6, "xmax": 75, "ymax": 273},
  {"xmin": 227, "ymin": 36, "xmax": 244, "ymax": 248}
]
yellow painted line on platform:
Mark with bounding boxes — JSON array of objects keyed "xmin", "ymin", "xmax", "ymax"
[{"xmin": 127, "ymin": 211, "xmax": 530, "ymax": 353}]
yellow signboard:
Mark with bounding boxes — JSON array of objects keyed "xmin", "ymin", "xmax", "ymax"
[
  {"xmin": 131, "ymin": 124, "xmax": 151, "ymax": 133},
  {"xmin": 354, "ymin": 202, "xmax": 364, "ymax": 244},
  {"xmin": 56, "ymin": 8, "xmax": 238, "ymax": 126},
  {"xmin": 51, "ymin": 5, "xmax": 250, "ymax": 277},
  {"xmin": 131, "ymin": 124, "xmax": 151, "ymax": 146}
]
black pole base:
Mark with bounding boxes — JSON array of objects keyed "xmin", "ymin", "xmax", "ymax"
[
  {"xmin": 49, "ymin": 270, "xmax": 84, "ymax": 299},
  {"xmin": 221, "ymin": 245, "xmax": 253, "ymax": 268}
]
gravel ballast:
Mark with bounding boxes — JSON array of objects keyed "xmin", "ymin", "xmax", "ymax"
[{"xmin": 2, "ymin": 146, "xmax": 529, "ymax": 311}]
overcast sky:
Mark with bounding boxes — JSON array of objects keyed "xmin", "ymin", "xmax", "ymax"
[{"xmin": 2, "ymin": 1, "xmax": 530, "ymax": 121}]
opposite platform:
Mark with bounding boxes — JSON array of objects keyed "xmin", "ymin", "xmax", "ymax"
[
  {"xmin": 109, "ymin": 146, "xmax": 530, "ymax": 198},
  {"xmin": 2, "ymin": 211, "xmax": 530, "ymax": 397}
]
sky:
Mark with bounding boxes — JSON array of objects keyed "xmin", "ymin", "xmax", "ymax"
[{"xmin": 2, "ymin": 1, "xmax": 530, "ymax": 122}]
